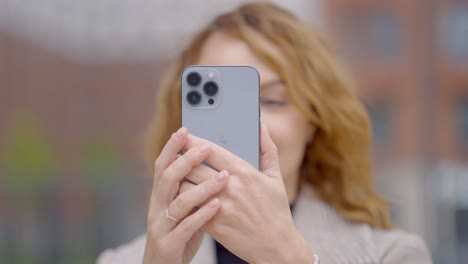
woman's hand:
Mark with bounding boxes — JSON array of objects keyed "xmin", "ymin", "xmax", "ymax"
[
  {"xmin": 179, "ymin": 124, "xmax": 314, "ymax": 263},
  {"xmin": 143, "ymin": 127, "xmax": 230, "ymax": 264}
]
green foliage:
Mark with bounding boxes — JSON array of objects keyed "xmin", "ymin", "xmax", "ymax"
[
  {"xmin": 1, "ymin": 116, "xmax": 55, "ymax": 201},
  {"xmin": 80, "ymin": 133, "xmax": 123, "ymax": 190}
]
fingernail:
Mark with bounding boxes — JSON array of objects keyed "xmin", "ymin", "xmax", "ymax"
[
  {"xmin": 215, "ymin": 170, "xmax": 228, "ymax": 182},
  {"xmin": 199, "ymin": 144, "xmax": 211, "ymax": 154}
]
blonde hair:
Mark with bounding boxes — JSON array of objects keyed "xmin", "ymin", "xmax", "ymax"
[{"xmin": 144, "ymin": 2, "xmax": 392, "ymax": 229}]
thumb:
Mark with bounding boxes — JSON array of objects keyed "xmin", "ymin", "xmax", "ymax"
[{"xmin": 260, "ymin": 123, "xmax": 281, "ymax": 178}]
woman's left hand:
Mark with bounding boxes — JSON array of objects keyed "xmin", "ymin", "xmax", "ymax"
[{"xmin": 178, "ymin": 124, "xmax": 314, "ymax": 264}]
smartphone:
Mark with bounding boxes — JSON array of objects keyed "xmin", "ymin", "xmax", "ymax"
[{"xmin": 181, "ymin": 65, "xmax": 260, "ymax": 170}]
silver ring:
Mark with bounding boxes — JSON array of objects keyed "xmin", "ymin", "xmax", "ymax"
[{"xmin": 165, "ymin": 208, "xmax": 180, "ymax": 222}]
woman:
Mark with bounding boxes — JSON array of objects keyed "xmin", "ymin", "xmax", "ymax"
[{"xmin": 98, "ymin": 2, "xmax": 432, "ymax": 263}]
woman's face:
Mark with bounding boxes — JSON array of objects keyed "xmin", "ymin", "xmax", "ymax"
[{"xmin": 197, "ymin": 32, "xmax": 314, "ymax": 193}]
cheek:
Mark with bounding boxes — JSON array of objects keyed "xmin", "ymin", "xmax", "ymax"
[
  {"xmin": 261, "ymin": 113, "xmax": 295, "ymax": 147},
  {"xmin": 261, "ymin": 110, "xmax": 310, "ymax": 177}
]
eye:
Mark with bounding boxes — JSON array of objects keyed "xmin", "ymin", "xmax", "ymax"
[{"xmin": 261, "ymin": 98, "xmax": 286, "ymax": 107}]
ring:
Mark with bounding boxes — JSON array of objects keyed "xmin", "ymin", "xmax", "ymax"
[{"xmin": 165, "ymin": 208, "xmax": 180, "ymax": 222}]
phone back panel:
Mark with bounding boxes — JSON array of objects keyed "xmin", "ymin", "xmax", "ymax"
[{"xmin": 181, "ymin": 66, "xmax": 260, "ymax": 169}]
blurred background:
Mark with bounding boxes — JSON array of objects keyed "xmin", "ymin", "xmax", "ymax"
[{"xmin": 0, "ymin": 0, "xmax": 467, "ymax": 263}]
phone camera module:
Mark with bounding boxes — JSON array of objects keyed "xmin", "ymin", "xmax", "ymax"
[
  {"xmin": 203, "ymin": 81, "xmax": 219, "ymax": 96},
  {"xmin": 186, "ymin": 72, "xmax": 202, "ymax": 86},
  {"xmin": 186, "ymin": 90, "xmax": 202, "ymax": 105}
]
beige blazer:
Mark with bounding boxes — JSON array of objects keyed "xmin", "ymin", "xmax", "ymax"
[{"xmin": 97, "ymin": 185, "xmax": 432, "ymax": 263}]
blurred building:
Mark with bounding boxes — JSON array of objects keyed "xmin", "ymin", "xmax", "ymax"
[{"xmin": 326, "ymin": 1, "xmax": 468, "ymax": 263}]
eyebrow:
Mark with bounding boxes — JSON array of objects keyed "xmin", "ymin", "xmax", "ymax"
[{"xmin": 260, "ymin": 79, "xmax": 284, "ymax": 90}]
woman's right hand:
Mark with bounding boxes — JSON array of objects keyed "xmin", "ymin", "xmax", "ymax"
[{"xmin": 143, "ymin": 127, "xmax": 230, "ymax": 264}]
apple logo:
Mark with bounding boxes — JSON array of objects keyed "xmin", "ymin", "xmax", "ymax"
[{"xmin": 217, "ymin": 135, "xmax": 228, "ymax": 146}]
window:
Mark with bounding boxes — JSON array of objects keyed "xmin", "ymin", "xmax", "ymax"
[
  {"xmin": 456, "ymin": 208, "xmax": 468, "ymax": 263},
  {"xmin": 439, "ymin": 5, "xmax": 468, "ymax": 62},
  {"xmin": 366, "ymin": 102, "xmax": 392, "ymax": 144},
  {"xmin": 341, "ymin": 8, "xmax": 401, "ymax": 62},
  {"xmin": 456, "ymin": 96, "xmax": 468, "ymax": 144}
]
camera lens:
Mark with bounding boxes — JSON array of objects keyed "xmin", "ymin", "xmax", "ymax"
[
  {"xmin": 203, "ymin": 81, "xmax": 218, "ymax": 96},
  {"xmin": 186, "ymin": 72, "xmax": 201, "ymax": 86},
  {"xmin": 186, "ymin": 90, "xmax": 202, "ymax": 105}
]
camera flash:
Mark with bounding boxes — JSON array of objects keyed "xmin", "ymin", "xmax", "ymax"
[{"xmin": 208, "ymin": 72, "xmax": 215, "ymax": 79}]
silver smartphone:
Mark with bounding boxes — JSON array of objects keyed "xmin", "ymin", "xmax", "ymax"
[{"xmin": 181, "ymin": 66, "xmax": 260, "ymax": 169}]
